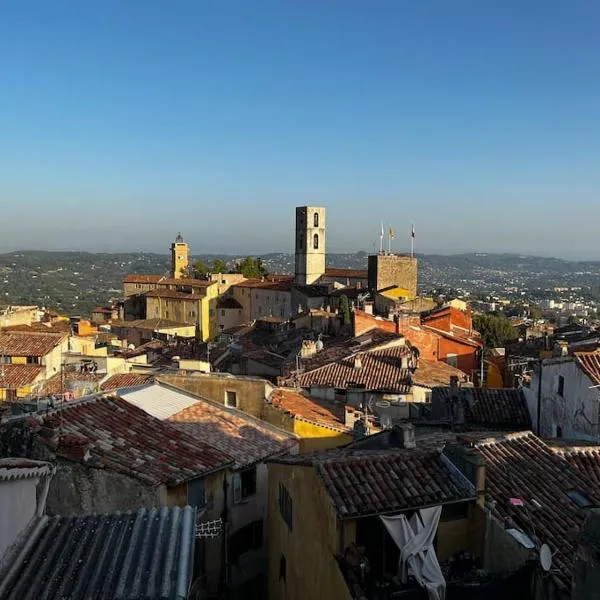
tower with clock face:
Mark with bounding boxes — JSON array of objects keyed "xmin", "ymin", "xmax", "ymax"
[{"xmin": 170, "ymin": 232, "xmax": 189, "ymax": 279}]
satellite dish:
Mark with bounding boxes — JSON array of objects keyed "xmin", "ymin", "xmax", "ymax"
[
  {"xmin": 381, "ymin": 414, "xmax": 393, "ymax": 430},
  {"xmin": 540, "ymin": 544, "xmax": 552, "ymax": 572}
]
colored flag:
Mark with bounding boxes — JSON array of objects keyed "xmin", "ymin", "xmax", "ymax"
[
  {"xmin": 411, "ymin": 224, "xmax": 415, "ymax": 239},
  {"xmin": 389, "ymin": 226, "xmax": 395, "ymax": 239},
  {"xmin": 380, "ymin": 221, "xmax": 384, "ymax": 239}
]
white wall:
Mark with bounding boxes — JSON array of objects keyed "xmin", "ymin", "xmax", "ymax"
[
  {"xmin": 0, "ymin": 478, "xmax": 40, "ymax": 559},
  {"xmin": 525, "ymin": 358, "xmax": 600, "ymax": 441}
]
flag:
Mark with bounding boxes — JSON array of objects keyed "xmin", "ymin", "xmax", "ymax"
[
  {"xmin": 389, "ymin": 226, "xmax": 395, "ymax": 239},
  {"xmin": 380, "ymin": 221, "xmax": 384, "ymax": 239},
  {"xmin": 411, "ymin": 224, "xmax": 415, "ymax": 239}
]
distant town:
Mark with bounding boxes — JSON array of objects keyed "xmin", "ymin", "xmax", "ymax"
[{"xmin": 1, "ymin": 205, "xmax": 600, "ymax": 599}]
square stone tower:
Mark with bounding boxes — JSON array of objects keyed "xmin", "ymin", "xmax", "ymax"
[
  {"xmin": 170, "ymin": 233, "xmax": 189, "ymax": 279},
  {"xmin": 368, "ymin": 253, "xmax": 418, "ymax": 296},
  {"xmin": 295, "ymin": 207, "xmax": 326, "ymax": 285}
]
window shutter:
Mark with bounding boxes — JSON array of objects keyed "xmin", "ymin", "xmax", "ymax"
[{"xmin": 233, "ymin": 473, "xmax": 242, "ymax": 504}]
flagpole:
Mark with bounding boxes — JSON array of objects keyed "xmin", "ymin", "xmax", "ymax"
[
  {"xmin": 411, "ymin": 224, "xmax": 415, "ymax": 259},
  {"xmin": 379, "ymin": 220, "xmax": 384, "ymax": 254},
  {"xmin": 388, "ymin": 225, "xmax": 391, "ymax": 254}
]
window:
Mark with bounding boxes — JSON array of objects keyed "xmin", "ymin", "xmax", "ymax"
[
  {"xmin": 558, "ymin": 375, "xmax": 565, "ymax": 397},
  {"xmin": 557, "ymin": 425, "xmax": 563, "ymax": 438},
  {"xmin": 567, "ymin": 489, "xmax": 592, "ymax": 508},
  {"xmin": 229, "ymin": 520, "xmax": 263, "ymax": 564},
  {"xmin": 226, "ymin": 390, "xmax": 237, "ymax": 408},
  {"xmin": 298, "ymin": 234, "xmax": 303, "ymax": 250},
  {"xmin": 221, "ymin": 309, "xmax": 226, "ymax": 316},
  {"xmin": 313, "ymin": 234, "xmax": 319, "ymax": 249},
  {"xmin": 446, "ymin": 353, "xmax": 458, "ymax": 368},
  {"xmin": 233, "ymin": 466, "xmax": 257, "ymax": 503},
  {"xmin": 278, "ymin": 483, "xmax": 293, "ymax": 531},
  {"xmin": 313, "ymin": 212, "xmax": 319, "ymax": 227},
  {"xmin": 187, "ymin": 477, "xmax": 206, "ymax": 508},
  {"xmin": 279, "ymin": 554, "xmax": 287, "ymax": 582}
]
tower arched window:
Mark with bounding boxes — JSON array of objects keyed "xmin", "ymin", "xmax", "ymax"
[
  {"xmin": 313, "ymin": 234, "xmax": 319, "ymax": 249},
  {"xmin": 313, "ymin": 212, "xmax": 319, "ymax": 227}
]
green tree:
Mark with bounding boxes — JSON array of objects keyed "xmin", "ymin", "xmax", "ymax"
[
  {"xmin": 473, "ymin": 312, "xmax": 517, "ymax": 349},
  {"xmin": 212, "ymin": 258, "xmax": 228, "ymax": 274},
  {"xmin": 339, "ymin": 294, "xmax": 351, "ymax": 326},
  {"xmin": 235, "ymin": 256, "xmax": 268, "ymax": 279},
  {"xmin": 528, "ymin": 305, "xmax": 543, "ymax": 320},
  {"xmin": 192, "ymin": 259, "xmax": 210, "ymax": 279}
]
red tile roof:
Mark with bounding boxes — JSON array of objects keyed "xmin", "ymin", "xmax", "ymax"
[
  {"xmin": 0, "ymin": 364, "xmax": 45, "ymax": 389},
  {"xmin": 168, "ymin": 397, "xmax": 298, "ymax": 469},
  {"xmin": 297, "ymin": 346, "xmax": 412, "ymax": 393},
  {"xmin": 124, "ymin": 274, "xmax": 215, "ymax": 287},
  {"xmin": 269, "ymin": 388, "xmax": 349, "ymax": 432},
  {"xmin": 0, "ymin": 331, "xmax": 66, "ymax": 357},
  {"xmin": 273, "ymin": 447, "xmax": 476, "ymax": 518},
  {"xmin": 234, "ymin": 278, "xmax": 294, "ymax": 291},
  {"xmin": 431, "ymin": 387, "xmax": 531, "ymax": 428},
  {"xmin": 100, "ymin": 373, "xmax": 154, "ymax": 391},
  {"xmin": 144, "ymin": 289, "xmax": 205, "ymax": 301},
  {"xmin": 411, "ymin": 359, "xmax": 472, "ymax": 389},
  {"xmin": 574, "ymin": 351, "xmax": 600, "ymax": 386},
  {"xmin": 466, "ymin": 431, "xmax": 600, "ymax": 592},
  {"xmin": 422, "ymin": 325, "xmax": 482, "ymax": 348},
  {"xmin": 36, "ymin": 396, "xmax": 233, "ymax": 485},
  {"xmin": 323, "ymin": 268, "xmax": 368, "ymax": 279}
]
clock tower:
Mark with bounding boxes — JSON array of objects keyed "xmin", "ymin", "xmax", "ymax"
[{"xmin": 170, "ymin": 233, "xmax": 189, "ymax": 279}]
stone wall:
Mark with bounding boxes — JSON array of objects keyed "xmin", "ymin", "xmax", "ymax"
[{"xmin": 368, "ymin": 254, "xmax": 418, "ymax": 296}]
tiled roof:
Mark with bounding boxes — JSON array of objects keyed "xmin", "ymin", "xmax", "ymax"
[
  {"xmin": 297, "ymin": 330, "xmax": 405, "ymax": 373},
  {"xmin": 297, "ymin": 346, "xmax": 412, "ymax": 393},
  {"xmin": 2, "ymin": 321, "xmax": 71, "ymax": 333},
  {"xmin": 551, "ymin": 445, "xmax": 600, "ymax": 487},
  {"xmin": 0, "ymin": 364, "xmax": 45, "ymax": 389},
  {"xmin": 124, "ymin": 274, "xmax": 215, "ymax": 287},
  {"xmin": 469, "ymin": 431, "xmax": 600, "ymax": 592},
  {"xmin": 269, "ymin": 387, "xmax": 348, "ymax": 432},
  {"xmin": 245, "ymin": 349, "xmax": 287, "ymax": 369},
  {"xmin": 168, "ymin": 398, "xmax": 298, "ymax": 470},
  {"xmin": 0, "ymin": 506, "xmax": 196, "ymax": 600},
  {"xmin": 323, "ymin": 268, "xmax": 368, "ymax": 279},
  {"xmin": 0, "ymin": 458, "xmax": 54, "ymax": 482},
  {"xmin": 574, "ymin": 351, "xmax": 600, "ymax": 386},
  {"xmin": 411, "ymin": 359, "xmax": 472, "ymax": 389},
  {"xmin": 0, "ymin": 331, "xmax": 66, "ymax": 357},
  {"xmin": 275, "ymin": 448, "xmax": 475, "ymax": 518},
  {"xmin": 144, "ymin": 289, "xmax": 205, "ymax": 301},
  {"xmin": 100, "ymin": 373, "xmax": 154, "ymax": 391},
  {"xmin": 217, "ymin": 297, "xmax": 243, "ymax": 309},
  {"xmin": 234, "ymin": 278, "xmax": 294, "ymax": 291},
  {"xmin": 431, "ymin": 387, "xmax": 531, "ymax": 428},
  {"xmin": 36, "ymin": 396, "xmax": 233, "ymax": 485},
  {"xmin": 422, "ymin": 325, "xmax": 482, "ymax": 348}
]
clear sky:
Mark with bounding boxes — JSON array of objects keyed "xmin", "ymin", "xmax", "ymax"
[{"xmin": 1, "ymin": 1, "xmax": 599, "ymax": 259}]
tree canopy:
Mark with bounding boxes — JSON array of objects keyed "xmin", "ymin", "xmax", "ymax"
[
  {"xmin": 235, "ymin": 256, "xmax": 268, "ymax": 279},
  {"xmin": 473, "ymin": 312, "xmax": 517, "ymax": 348},
  {"xmin": 191, "ymin": 259, "xmax": 210, "ymax": 279},
  {"xmin": 339, "ymin": 294, "xmax": 351, "ymax": 326}
]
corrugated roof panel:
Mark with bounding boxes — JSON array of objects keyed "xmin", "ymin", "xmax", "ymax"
[
  {"xmin": 0, "ymin": 506, "xmax": 196, "ymax": 600},
  {"xmin": 120, "ymin": 383, "xmax": 202, "ymax": 420}
]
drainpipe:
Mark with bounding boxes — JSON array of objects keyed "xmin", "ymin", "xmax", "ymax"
[{"xmin": 536, "ymin": 360, "xmax": 543, "ymax": 435}]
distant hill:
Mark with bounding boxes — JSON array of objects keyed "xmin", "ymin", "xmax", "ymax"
[{"xmin": 1, "ymin": 250, "xmax": 599, "ymax": 317}]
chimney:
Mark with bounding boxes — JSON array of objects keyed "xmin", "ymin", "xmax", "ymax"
[
  {"xmin": 400, "ymin": 353, "xmax": 410, "ymax": 369},
  {"xmin": 391, "ymin": 423, "xmax": 416, "ymax": 449},
  {"xmin": 354, "ymin": 356, "xmax": 362, "ymax": 370}
]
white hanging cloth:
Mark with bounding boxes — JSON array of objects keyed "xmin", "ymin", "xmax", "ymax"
[{"xmin": 380, "ymin": 506, "xmax": 446, "ymax": 600}]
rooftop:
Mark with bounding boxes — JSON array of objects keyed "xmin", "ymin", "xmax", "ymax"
[
  {"xmin": 234, "ymin": 277, "xmax": 294, "ymax": 291},
  {"xmin": 100, "ymin": 373, "xmax": 154, "ymax": 391},
  {"xmin": 111, "ymin": 318, "xmax": 195, "ymax": 330},
  {"xmin": 0, "ymin": 506, "xmax": 196, "ymax": 600},
  {"xmin": 124, "ymin": 274, "xmax": 215, "ymax": 287},
  {"xmin": 272, "ymin": 446, "xmax": 475, "ymax": 519},
  {"xmin": 411, "ymin": 359, "xmax": 472, "ymax": 389},
  {"xmin": 144, "ymin": 289, "xmax": 205, "ymax": 301},
  {"xmin": 0, "ymin": 457, "xmax": 54, "ymax": 482},
  {"xmin": 431, "ymin": 387, "xmax": 531, "ymax": 429},
  {"xmin": 35, "ymin": 395, "xmax": 233, "ymax": 485},
  {"xmin": 297, "ymin": 345, "xmax": 412, "ymax": 394},
  {"xmin": 0, "ymin": 364, "xmax": 45, "ymax": 389},
  {"xmin": 323, "ymin": 267, "xmax": 368, "ymax": 279},
  {"xmin": 0, "ymin": 331, "xmax": 66, "ymax": 357},
  {"xmin": 573, "ymin": 350, "xmax": 600, "ymax": 386},
  {"xmin": 269, "ymin": 387, "xmax": 348, "ymax": 432}
]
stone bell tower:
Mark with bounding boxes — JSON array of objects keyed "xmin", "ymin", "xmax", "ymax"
[
  {"xmin": 170, "ymin": 232, "xmax": 189, "ymax": 279},
  {"xmin": 294, "ymin": 207, "xmax": 326, "ymax": 286}
]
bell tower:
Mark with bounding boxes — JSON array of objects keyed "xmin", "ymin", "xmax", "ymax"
[
  {"xmin": 170, "ymin": 232, "xmax": 189, "ymax": 279},
  {"xmin": 295, "ymin": 206, "xmax": 326, "ymax": 285}
]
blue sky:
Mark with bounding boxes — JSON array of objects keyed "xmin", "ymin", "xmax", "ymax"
[{"xmin": 1, "ymin": 1, "xmax": 599, "ymax": 258}]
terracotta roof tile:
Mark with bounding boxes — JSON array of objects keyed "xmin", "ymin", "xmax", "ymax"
[
  {"xmin": 0, "ymin": 331, "xmax": 66, "ymax": 357},
  {"xmin": 574, "ymin": 351, "xmax": 600, "ymax": 386},
  {"xmin": 323, "ymin": 268, "xmax": 368, "ymax": 279},
  {"xmin": 124, "ymin": 274, "xmax": 215, "ymax": 287},
  {"xmin": 431, "ymin": 387, "xmax": 531, "ymax": 428},
  {"xmin": 35, "ymin": 396, "xmax": 233, "ymax": 485},
  {"xmin": 144, "ymin": 289, "xmax": 205, "ymax": 301},
  {"xmin": 234, "ymin": 278, "xmax": 294, "ymax": 291},
  {"xmin": 411, "ymin": 360, "xmax": 472, "ymax": 389},
  {"xmin": 100, "ymin": 373, "xmax": 154, "ymax": 391},
  {"xmin": 0, "ymin": 364, "xmax": 45, "ymax": 389},
  {"xmin": 297, "ymin": 346, "xmax": 412, "ymax": 393},
  {"xmin": 270, "ymin": 387, "xmax": 349, "ymax": 432}
]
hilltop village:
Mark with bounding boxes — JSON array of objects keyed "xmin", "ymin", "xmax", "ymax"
[{"xmin": 1, "ymin": 206, "xmax": 600, "ymax": 600}]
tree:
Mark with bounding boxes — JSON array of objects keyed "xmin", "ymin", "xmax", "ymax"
[
  {"xmin": 339, "ymin": 295, "xmax": 351, "ymax": 326},
  {"xmin": 212, "ymin": 259, "xmax": 228, "ymax": 274},
  {"xmin": 528, "ymin": 305, "xmax": 543, "ymax": 320},
  {"xmin": 192, "ymin": 259, "xmax": 210, "ymax": 279},
  {"xmin": 473, "ymin": 312, "xmax": 517, "ymax": 349},
  {"xmin": 235, "ymin": 256, "xmax": 268, "ymax": 279}
]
